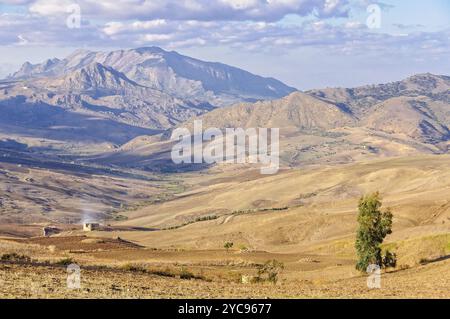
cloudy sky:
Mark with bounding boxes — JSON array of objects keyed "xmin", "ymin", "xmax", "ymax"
[{"xmin": 0, "ymin": 0, "xmax": 449, "ymax": 89}]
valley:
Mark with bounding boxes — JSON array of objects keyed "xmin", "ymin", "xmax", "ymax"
[
  {"xmin": 0, "ymin": 155, "xmax": 449, "ymax": 298},
  {"xmin": 0, "ymin": 48, "xmax": 449, "ymax": 299}
]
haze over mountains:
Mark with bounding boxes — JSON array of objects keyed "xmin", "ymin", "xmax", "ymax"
[
  {"xmin": 0, "ymin": 47, "xmax": 295, "ymax": 152},
  {"xmin": 10, "ymin": 47, "xmax": 295, "ymax": 103},
  {"xmin": 4, "ymin": 47, "xmax": 295, "ymax": 129},
  {"xmin": 195, "ymin": 73, "xmax": 450, "ymax": 140},
  {"xmin": 0, "ymin": 47, "xmax": 449, "ymax": 170},
  {"xmin": 103, "ymin": 73, "xmax": 450, "ymax": 170},
  {"xmin": 1, "ymin": 49, "xmax": 450, "ymax": 299}
]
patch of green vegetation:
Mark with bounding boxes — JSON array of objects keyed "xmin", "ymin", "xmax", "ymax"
[
  {"xmin": 232, "ymin": 209, "xmax": 257, "ymax": 215},
  {"xmin": 238, "ymin": 244, "xmax": 248, "ymax": 252},
  {"xmin": 1, "ymin": 253, "xmax": 31, "ymax": 263},
  {"xmin": 224, "ymin": 242, "xmax": 234, "ymax": 251},
  {"xmin": 260, "ymin": 206, "xmax": 288, "ymax": 212},
  {"xmin": 254, "ymin": 260, "xmax": 284, "ymax": 284},
  {"xmin": 150, "ymin": 268, "xmax": 176, "ymax": 278},
  {"xmin": 163, "ymin": 215, "xmax": 219, "ymax": 230},
  {"xmin": 122, "ymin": 263, "xmax": 147, "ymax": 273},
  {"xmin": 232, "ymin": 206, "xmax": 289, "ymax": 216},
  {"xmin": 178, "ymin": 267, "xmax": 206, "ymax": 280},
  {"xmin": 162, "ymin": 205, "xmax": 290, "ymax": 231},
  {"xmin": 120, "ymin": 263, "xmax": 206, "ymax": 281},
  {"xmin": 179, "ymin": 268, "xmax": 195, "ymax": 280}
]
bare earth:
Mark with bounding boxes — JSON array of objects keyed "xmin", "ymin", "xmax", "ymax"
[
  {"xmin": 1, "ymin": 255, "xmax": 449, "ymax": 298},
  {"xmin": 0, "ymin": 155, "xmax": 449, "ymax": 298}
]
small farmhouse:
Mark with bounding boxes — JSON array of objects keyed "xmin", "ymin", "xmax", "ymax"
[{"xmin": 83, "ymin": 223, "xmax": 100, "ymax": 231}]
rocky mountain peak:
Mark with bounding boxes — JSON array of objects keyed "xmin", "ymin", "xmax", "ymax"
[{"xmin": 7, "ymin": 46, "xmax": 297, "ymax": 107}]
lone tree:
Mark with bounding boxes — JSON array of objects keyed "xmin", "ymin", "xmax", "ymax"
[{"xmin": 355, "ymin": 192, "xmax": 396, "ymax": 271}]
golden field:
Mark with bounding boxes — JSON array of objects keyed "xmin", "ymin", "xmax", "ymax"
[{"xmin": 1, "ymin": 155, "xmax": 449, "ymax": 298}]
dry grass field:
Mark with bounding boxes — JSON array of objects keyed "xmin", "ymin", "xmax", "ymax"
[
  {"xmin": 0, "ymin": 160, "xmax": 183, "ymax": 226},
  {"xmin": 0, "ymin": 155, "xmax": 449, "ymax": 298},
  {"xmin": 0, "ymin": 21, "xmax": 449, "ymax": 301}
]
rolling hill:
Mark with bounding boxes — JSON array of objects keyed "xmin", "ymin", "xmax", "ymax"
[{"xmin": 98, "ymin": 74, "xmax": 449, "ymax": 170}]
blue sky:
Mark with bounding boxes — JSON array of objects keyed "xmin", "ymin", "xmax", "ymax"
[{"xmin": 0, "ymin": 0, "xmax": 449, "ymax": 89}]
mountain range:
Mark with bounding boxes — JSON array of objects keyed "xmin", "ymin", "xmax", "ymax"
[
  {"xmin": 100, "ymin": 73, "xmax": 450, "ymax": 170},
  {"xmin": 0, "ymin": 47, "xmax": 449, "ymax": 170},
  {"xmin": 4, "ymin": 47, "xmax": 295, "ymax": 129},
  {"xmin": 0, "ymin": 47, "xmax": 295, "ymax": 150}
]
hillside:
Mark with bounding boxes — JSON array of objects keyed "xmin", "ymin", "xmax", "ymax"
[
  {"xmin": 101, "ymin": 75, "xmax": 450, "ymax": 170},
  {"xmin": 191, "ymin": 91, "xmax": 355, "ymax": 130},
  {"xmin": 308, "ymin": 73, "xmax": 450, "ymax": 116},
  {"xmin": 1, "ymin": 155, "xmax": 449, "ymax": 298},
  {"xmin": 363, "ymin": 96, "xmax": 450, "ymax": 144}
]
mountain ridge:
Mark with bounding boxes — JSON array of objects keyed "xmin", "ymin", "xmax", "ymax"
[
  {"xmin": 8, "ymin": 46, "xmax": 297, "ymax": 106},
  {"xmin": 1, "ymin": 54, "xmax": 449, "ymax": 168},
  {"xmin": 308, "ymin": 73, "xmax": 450, "ymax": 117},
  {"xmin": 96, "ymin": 73, "xmax": 449, "ymax": 171}
]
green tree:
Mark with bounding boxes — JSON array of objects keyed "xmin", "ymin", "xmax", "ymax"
[
  {"xmin": 355, "ymin": 192, "xmax": 395, "ymax": 271},
  {"xmin": 224, "ymin": 242, "xmax": 234, "ymax": 251}
]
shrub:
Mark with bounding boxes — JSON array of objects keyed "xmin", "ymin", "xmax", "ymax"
[
  {"xmin": 194, "ymin": 215, "xmax": 218, "ymax": 222},
  {"xmin": 239, "ymin": 244, "xmax": 248, "ymax": 252},
  {"xmin": 122, "ymin": 263, "xmax": 147, "ymax": 273},
  {"xmin": 1, "ymin": 253, "xmax": 31, "ymax": 263},
  {"xmin": 150, "ymin": 267, "xmax": 176, "ymax": 278},
  {"xmin": 382, "ymin": 250, "xmax": 397, "ymax": 268},
  {"xmin": 55, "ymin": 257, "xmax": 75, "ymax": 266},
  {"xmin": 224, "ymin": 242, "xmax": 234, "ymax": 251},
  {"xmin": 256, "ymin": 260, "xmax": 284, "ymax": 284},
  {"xmin": 179, "ymin": 268, "xmax": 195, "ymax": 280}
]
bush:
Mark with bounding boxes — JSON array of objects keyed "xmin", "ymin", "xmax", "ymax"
[
  {"xmin": 239, "ymin": 244, "xmax": 248, "ymax": 252},
  {"xmin": 122, "ymin": 263, "xmax": 147, "ymax": 273},
  {"xmin": 179, "ymin": 268, "xmax": 195, "ymax": 280},
  {"xmin": 382, "ymin": 250, "xmax": 397, "ymax": 268},
  {"xmin": 55, "ymin": 257, "xmax": 75, "ymax": 266},
  {"xmin": 419, "ymin": 257, "xmax": 432, "ymax": 265},
  {"xmin": 224, "ymin": 242, "xmax": 234, "ymax": 251},
  {"xmin": 150, "ymin": 267, "xmax": 176, "ymax": 278},
  {"xmin": 1, "ymin": 253, "xmax": 31, "ymax": 263},
  {"xmin": 256, "ymin": 260, "xmax": 284, "ymax": 284}
]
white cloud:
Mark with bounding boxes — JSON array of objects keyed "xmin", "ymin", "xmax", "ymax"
[
  {"xmin": 0, "ymin": 12, "xmax": 101, "ymax": 46},
  {"xmin": 0, "ymin": 0, "xmax": 34, "ymax": 4},
  {"xmin": 0, "ymin": 0, "xmax": 448, "ymax": 66},
  {"xmin": 29, "ymin": 0, "xmax": 75, "ymax": 15},
  {"xmin": 26, "ymin": 0, "xmax": 349, "ymax": 21},
  {"xmin": 103, "ymin": 20, "xmax": 168, "ymax": 36}
]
